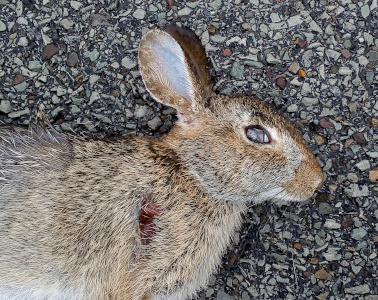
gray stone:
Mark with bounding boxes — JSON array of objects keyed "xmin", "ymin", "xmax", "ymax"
[
  {"xmin": 147, "ymin": 116, "xmax": 162, "ymax": 130},
  {"xmin": 178, "ymin": 7, "xmax": 192, "ymax": 16},
  {"xmin": 230, "ymin": 61, "xmax": 244, "ymax": 79},
  {"xmin": 70, "ymin": 105, "xmax": 81, "ymax": 114},
  {"xmin": 134, "ymin": 105, "xmax": 150, "ymax": 118},
  {"xmin": 301, "ymin": 82, "xmax": 312, "ymax": 95},
  {"xmin": 121, "ymin": 56, "xmax": 137, "ymax": 69},
  {"xmin": 70, "ymin": 0, "xmax": 82, "ymax": 10},
  {"xmin": 302, "ymin": 97, "xmax": 319, "ymax": 106},
  {"xmin": 266, "ymin": 53, "xmax": 281, "ymax": 64},
  {"xmin": 217, "ymin": 289, "xmax": 233, "ymax": 300},
  {"xmin": 355, "ymin": 160, "xmax": 370, "ymax": 171},
  {"xmin": 244, "ymin": 60, "xmax": 263, "ymax": 68},
  {"xmin": 8, "ymin": 108, "xmax": 30, "ymax": 118},
  {"xmin": 345, "ymin": 184, "xmax": 369, "ymax": 197},
  {"xmin": 0, "ymin": 20, "xmax": 6, "ymax": 31},
  {"xmin": 338, "ymin": 67, "xmax": 352, "ymax": 75},
  {"xmin": 13, "ymin": 81, "xmax": 28, "ymax": 92},
  {"xmin": 84, "ymin": 50, "xmax": 100, "ymax": 62},
  {"xmin": 28, "ymin": 61, "xmax": 42, "ymax": 71},
  {"xmin": 367, "ymin": 50, "xmax": 378, "ymax": 62},
  {"xmin": 209, "ymin": 0, "xmax": 222, "ymax": 10},
  {"xmin": 60, "ymin": 18, "xmax": 74, "ymax": 30},
  {"xmin": 92, "ymin": 113, "xmax": 111, "ymax": 124},
  {"xmin": 302, "ymin": 50, "xmax": 313, "ymax": 68},
  {"xmin": 133, "ymin": 8, "xmax": 145, "ymax": 19},
  {"xmin": 287, "ymin": 104, "xmax": 298, "ymax": 113},
  {"xmin": 318, "ymin": 202, "xmax": 332, "ymax": 215},
  {"xmin": 18, "ymin": 36, "xmax": 28, "ymax": 46},
  {"xmin": 361, "ymin": 4, "xmax": 370, "ymax": 19},
  {"xmin": 287, "ymin": 14, "xmax": 303, "ymax": 27},
  {"xmin": 366, "ymin": 70, "xmax": 374, "ymax": 83},
  {"xmin": 0, "ymin": 100, "xmax": 12, "ymax": 113},
  {"xmin": 326, "ymin": 49, "xmax": 341, "ymax": 61},
  {"xmin": 57, "ymin": 86, "xmax": 67, "ymax": 96},
  {"xmin": 344, "ymin": 284, "xmax": 370, "ymax": 294}
]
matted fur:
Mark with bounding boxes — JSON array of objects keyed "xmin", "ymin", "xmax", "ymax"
[{"xmin": 0, "ymin": 26, "xmax": 323, "ymax": 300}]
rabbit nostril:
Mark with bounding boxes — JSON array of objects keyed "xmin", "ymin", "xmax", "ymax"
[{"xmin": 139, "ymin": 199, "xmax": 164, "ymax": 245}]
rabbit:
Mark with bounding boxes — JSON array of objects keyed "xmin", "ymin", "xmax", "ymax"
[{"xmin": 0, "ymin": 25, "xmax": 323, "ymax": 300}]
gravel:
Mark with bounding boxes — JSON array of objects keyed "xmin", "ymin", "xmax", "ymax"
[{"xmin": 0, "ymin": 0, "xmax": 377, "ymax": 299}]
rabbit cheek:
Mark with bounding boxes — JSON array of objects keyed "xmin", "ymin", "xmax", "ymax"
[{"xmin": 139, "ymin": 199, "xmax": 163, "ymax": 245}]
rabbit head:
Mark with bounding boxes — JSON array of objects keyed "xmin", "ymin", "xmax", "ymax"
[{"xmin": 138, "ymin": 26, "xmax": 323, "ymax": 205}]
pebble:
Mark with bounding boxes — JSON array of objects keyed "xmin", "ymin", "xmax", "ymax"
[
  {"xmin": 70, "ymin": 0, "xmax": 82, "ymax": 10},
  {"xmin": 84, "ymin": 50, "xmax": 100, "ymax": 62},
  {"xmin": 345, "ymin": 184, "xmax": 369, "ymax": 197},
  {"xmin": 318, "ymin": 202, "xmax": 332, "ymax": 215},
  {"xmin": 338, "ymin": 67, "xmax": 352, "ymax": 75},
  {"xmin": 0, "ymin": 20, "xmax": 6, "ymax": 31},
  {"xmin": 288, "ymin": 61, "xmax": 300, "ymax": 74},
  {"xmin": 302, "ymin": 97, "xmax": 319, "ymax": 106},
  {"xmin": 324, "ymin": 219, "xmax": 341, "ymax": 229},
  {"xmin": 266, "ymin": 53, "xmax": 281, "ymax": 64},
  {"xmin": 287, "ymin": 104, "xmax": 298, "ymax": 113},
  {"xmin": 276, "ymin": 77, "xmax": 287, "ymax": 90},
  {"xmin": 341, "ymin": 49, "xmax": 351, "ymax": 59},
  {"xmin": 361, "ymin": 4, "xmax": 370, "ymax": 19},
  {"xmin": 355, "ymin": 160, "xmax": 370, "ymax": 171},
  {"xmin": 133, "ymin": 8, "xmax": 146, "ymax": 19},
  {"xmin": 0, "ymin": 100, "xmax": 12, "ymax": 113},
  {"xmin": 42, "ymin": 44, "xmax": 59, "ymax": 60},
  {"xmin": 18, "ymin": 36, "xmax": 28, "ymax": 46},
  {"xmin": 178, "ymin": 7, "xmax": 192, "ymax": 16},
  {"xmin": 121, "ymin": 56, "xmax": 137, "ymax": 69},
  {"xmin": 13, "ymin": 81, "xmax": 28, "ymax": 92},
  {"xmin": 60, "ymin": 19, "xmax": 74, "ymax": 30},
  {"xmin": 344, "ymin": 284, "xmax": 370, "ymax": 294},
  {"xmin": 67, "ymin": 52, "xmax": 79, "ymax": 67},
  {"xmin": 230, "ymin": 61, "xmax": 244, "ymax": 79},
  {"xmin": 315, "ymin": 267, "xmax": 332, "ymax": 281},
  {"xmin": 147, "ymin": 116, "xmax": 162, "ymax": 130},
  {"xmin": 326, "ymin": 49, "xmax": 341, "ymax": 61},
  {"xmin": 369, "ymin": 170, "xmax": 378, "ymax": 182}
]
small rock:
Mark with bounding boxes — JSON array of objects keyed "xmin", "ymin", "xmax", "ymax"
[
  {"xmin": 315, "ymin": 267, "xmax": 332, "ymax": 281},
  {"xmin": 326, "ymin": 49, "xmax": 341, "ymax": 61},
  {"xmin": 318, "ymin": 202, "xmax": 332, "ymax": 215},
  {"xmin": 345, "ymin": 184, "xmax": 369, "ymax": 197},
  {"xmin": 345, "ymin": 284, "xmax": 370, "ymax": 295},
  {"xmin": 319, "ymin": 118, "xmax": 333, "ymax": 128},
  {"xmin": 338, "ymin": 67, "xmax": 352, "ymax": 75},
  {"xmin": 178, "ymin": 7, "xmax": 192, "ymax": 16},
  {"xmin": 147, "ymin": 116, "xmax": 162, "ymax": 130},
  {"xmin": 302, "ymin": 97, "xmax": 319, "ymax": 106},
  {"xmin": 67, "ymin": 52, "xmax": 79, "ymax": 67},
  {"xmin": 287, "ymin": 104, "xmax": 298, "ymax": 113},
  {"xmin": 222, "ymin": 48, "xmax": 231, "ymax": 56},
  {"xmin": 18, "ymin": 36, "xmax": 28, "ymax": 46},
  {"xmin": 367, "ymin": 50, "xmax": 378, "ymax": 62},
  {"xmin": 12, "ymin": 74, "xmax": 25, "ymax": 85},
  {"xmin": 70, "ymin": 0, "xmax": 82, "ymax": 10},
  {"xmin": 0, "ymin": 100, "xmax": 12, "ymax": 114},
  {"xmin": 355, "ymin": 160, "xmax": 370, "ymax": 171},
  {"xmin": 56, "ymin": 86, "xmax": 67, "ymax": 96},
  {"xmin": 242, "ymin": 23, "xmax": 251, "ymax": 31},
  {"xmin": 13, "ymin": 81, "xmax": 28, "ymax": 92},
  {"xmin": 341, "ymin": 49, "xmax": 351, "ymax": 59},
  {"xmin": 324, "ymin": 219, "xmax": 341, "ymax": 229},
  {"xmin": 121, "ymin": 56, "xmax": 137, "ymax": 69},
  {"xmin": 288, "ymin": 61, "xmax": 300, "ymax": 74},
  {"xmin": 230, "ymin": 61, "xmax": 244, "ymax": 79},
  {"xmin": 28, "ymin": 61, "xmax": 42, "ymax": 71},
  {"xmin": 0, "ymin": 20, "xmax": 6, "ymax": 32},
  {"xmin": 361, "ymin": 4, "xmax": 370, "ymax": 19},
  {"xmin": 43, "ymin": 44, "xmax": 59, "ymax": 60},
  {"xmin": 352, "ymin": 132, "xmax": 366, "ymax": 145},
  {"xmin": 133, "ymin": 8, "xmax": 146, "ymax": 19},
  {"xmin": 276, "ymin": 77, "xmax": 287, "ymax": 90},
  {"xmin": 91, "ymin": 14, "xmax": 110, "ymax": 26},
  {"xmin": 84, "ymin": 49, "xmax": 100, "ymax": 62},
  {"xmin": 60, "ymin": 18, "xmax": 74, "ymax": 30},
  {"xmin": 369, "ymin": 170, "xmax": 378, "ymax": 182},
  {"xmin": 266, "ymin": 53, "xmax": 281, "ymax": 64},
  {"xmin": 228, "ymin": 252, "xmax": 237, "ymax": 266},
  {"xmin": 316, "ymin": 292, "xmax": 329, "ymax": 300}
]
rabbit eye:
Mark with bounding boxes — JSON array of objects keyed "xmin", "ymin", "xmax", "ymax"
[{"xmin": 245, "ymin": 125, "xmax": 271, "ymax": 144}]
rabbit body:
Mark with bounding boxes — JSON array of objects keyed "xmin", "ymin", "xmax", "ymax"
[{"xmin": 0, "ymin": 26, "xmax": 323, "ymax": 300}]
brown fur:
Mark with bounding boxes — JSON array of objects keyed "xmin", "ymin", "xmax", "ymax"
[{"xmin": 0, "ymin": 26, "xmax": 323, "ymax": 300}]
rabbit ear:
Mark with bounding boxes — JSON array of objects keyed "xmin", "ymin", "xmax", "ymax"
[{"xmin": 138, "ymin": 26, "xmax": 212, "ymax": 123}]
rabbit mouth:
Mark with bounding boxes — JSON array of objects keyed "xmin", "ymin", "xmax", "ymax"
[{"xmin": 139, "ymin": 198, "xmax": 164, "ymax": 245}]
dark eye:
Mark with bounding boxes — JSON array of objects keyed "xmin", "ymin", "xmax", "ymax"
[{"xmin": 245, "ymin": 125, "xmax": 271, "ymax": 144}]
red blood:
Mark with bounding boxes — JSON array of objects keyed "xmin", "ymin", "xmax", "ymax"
[{"xmin": 139, "ymin": 199, "xmax": 163, "ymax": 245}]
